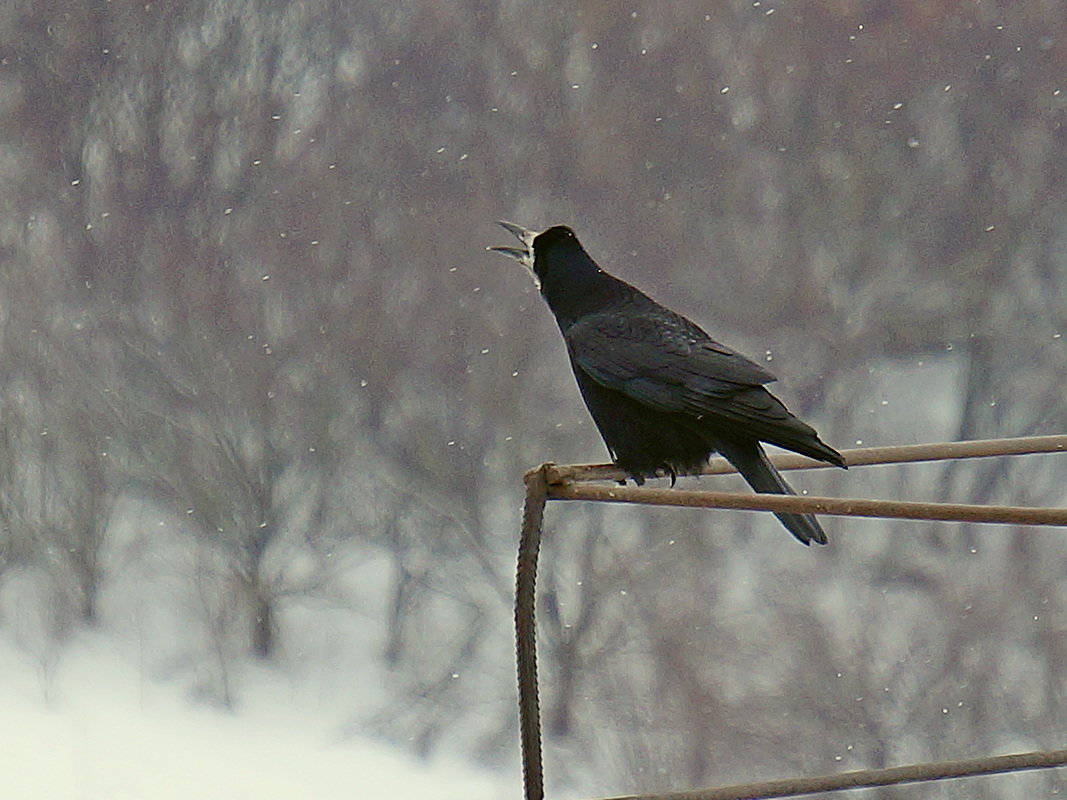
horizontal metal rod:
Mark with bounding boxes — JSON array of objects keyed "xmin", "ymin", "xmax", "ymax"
[
  {"xmin": 600, "ymin": 747, "xmax": 1067, "ymax": 800},
  {"xmin": 543, "ymin": 434, "xmax": 1067, "ymax": 485},
  {"xmin": 546, "ymin": 483, "xmax": 1067, "ymax": 527}
]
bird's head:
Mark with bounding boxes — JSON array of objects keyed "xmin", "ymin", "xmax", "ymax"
[{"xmin": 488, "ymin": 221, "xmax": 585, "ymax": 290}]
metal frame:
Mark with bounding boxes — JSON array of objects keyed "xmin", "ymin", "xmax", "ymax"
[{"xmin": 515, "ymin": 435, "xmax": 1067, "ymax": 800}]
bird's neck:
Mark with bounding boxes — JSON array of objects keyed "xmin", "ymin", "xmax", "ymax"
[{"xmin": 540, "ymin": 266, "xmax": 633, "ymax": 330}]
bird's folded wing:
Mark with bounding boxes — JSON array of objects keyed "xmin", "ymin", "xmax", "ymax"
[{"xmin": 566, "ymin": 311, "xmax": 783, "ymax": 422}]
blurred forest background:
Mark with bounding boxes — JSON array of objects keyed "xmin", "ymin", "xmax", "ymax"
[{"xmin": 1, "ymin": 1, "xmax": 1066, "ymax": 797}]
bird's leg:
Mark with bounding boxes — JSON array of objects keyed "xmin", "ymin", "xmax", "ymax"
[{"xmin": 662, "ymin": 465, "xmax": 678, "ymax": 487}]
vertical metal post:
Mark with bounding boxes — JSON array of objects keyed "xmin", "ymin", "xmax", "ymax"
[{"xmin": 516, "ymin": 465, "xmax": 549, "ymax": 800}]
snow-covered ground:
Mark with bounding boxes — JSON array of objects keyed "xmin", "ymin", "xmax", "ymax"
[{"xmin": 0, "ymin": 631, "xmax": 513, "ymax": 800}]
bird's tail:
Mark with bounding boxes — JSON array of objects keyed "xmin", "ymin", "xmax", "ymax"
[{"xmin": 717, "ymin": 440, "xmax": 828, "ymax": 545}]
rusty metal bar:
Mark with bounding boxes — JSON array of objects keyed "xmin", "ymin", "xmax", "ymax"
[
  {"xmin": 599, "ymin": 746, "xmax": 1067, "ymax": 800},
  {"xmin": 546, "ymin": 484, "xmax": 1067, "ymax": 527},
  {"xmin": 545, "ymin": 434, "xmax": 1067, "ymax": 484},
  {"xmin": 517, "ymin": 466, "xmax": 549, "ymax": 800},
  {"xmin": 514, "ymin": 436, "xmax": 1067, "ymax": 800}
]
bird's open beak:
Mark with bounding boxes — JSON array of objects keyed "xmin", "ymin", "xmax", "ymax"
[{"xmin": 488, "ymin": 220, "xmax": 537, "ymax": 274}]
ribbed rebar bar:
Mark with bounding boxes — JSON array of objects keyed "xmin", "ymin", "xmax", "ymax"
[
  {"xmin": 513, "ymin": 436, "xmax": 1067, "ymax": 800},
  {"xmin": 546, "ymin": 484, "xmax": 1067, "ymax": 526},
  {"xmin": 545, "ymin": 434, "xmax": 1067, "ymax": 484},
  {"xmin": 517, "ymin": 465, "xmax": 549, "ymax": 800},
  {"xmin": 600, "ymin": 747, "xmax": 1067, "ymax": 800}
]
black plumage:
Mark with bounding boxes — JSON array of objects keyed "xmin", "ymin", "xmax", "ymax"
[{"xmin": 490, "ymin": 222, "xmax": 846, "ymax": 545}]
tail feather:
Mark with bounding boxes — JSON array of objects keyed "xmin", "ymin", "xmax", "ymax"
[{"xmin": 717, "ymin": 440, "xmax": 828, "ymax": 545}]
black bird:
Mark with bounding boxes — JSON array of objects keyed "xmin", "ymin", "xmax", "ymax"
[{"xmin": 490, "ymin": 221, "xmax": 846, "ymax": 545}]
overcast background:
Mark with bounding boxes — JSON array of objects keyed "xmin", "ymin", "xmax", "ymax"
[{"xmin": 1, "ymin": 1, "xmax": 1066, "ymax": 798}]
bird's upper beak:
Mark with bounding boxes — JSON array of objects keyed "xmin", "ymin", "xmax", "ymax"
[{"xmin": 488, "ymin": 220, "xmax": 537, "ymax": 274}]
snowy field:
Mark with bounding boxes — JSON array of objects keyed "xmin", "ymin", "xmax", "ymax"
[{"xmin": 0, "ymin": 632, "xmax": 513, "ymax": 800}]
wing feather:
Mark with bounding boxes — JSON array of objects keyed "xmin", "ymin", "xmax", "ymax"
[{"xmin": 566, "ymin": 310, "xmax": 782, "ymax": 427}]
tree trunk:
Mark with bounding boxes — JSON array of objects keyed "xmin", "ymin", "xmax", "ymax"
[{"xmin": 250, "ymin": 587, "xmax": 274, "ymax": 659}]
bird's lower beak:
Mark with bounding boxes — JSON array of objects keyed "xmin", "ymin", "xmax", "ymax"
[
  {"xmin": 488, "ymin": 220, "xmax": 537, "ymax": 272},
  {"xmin": 490, "ymin": 245, "xmax": 528, "ymax": 261}
]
